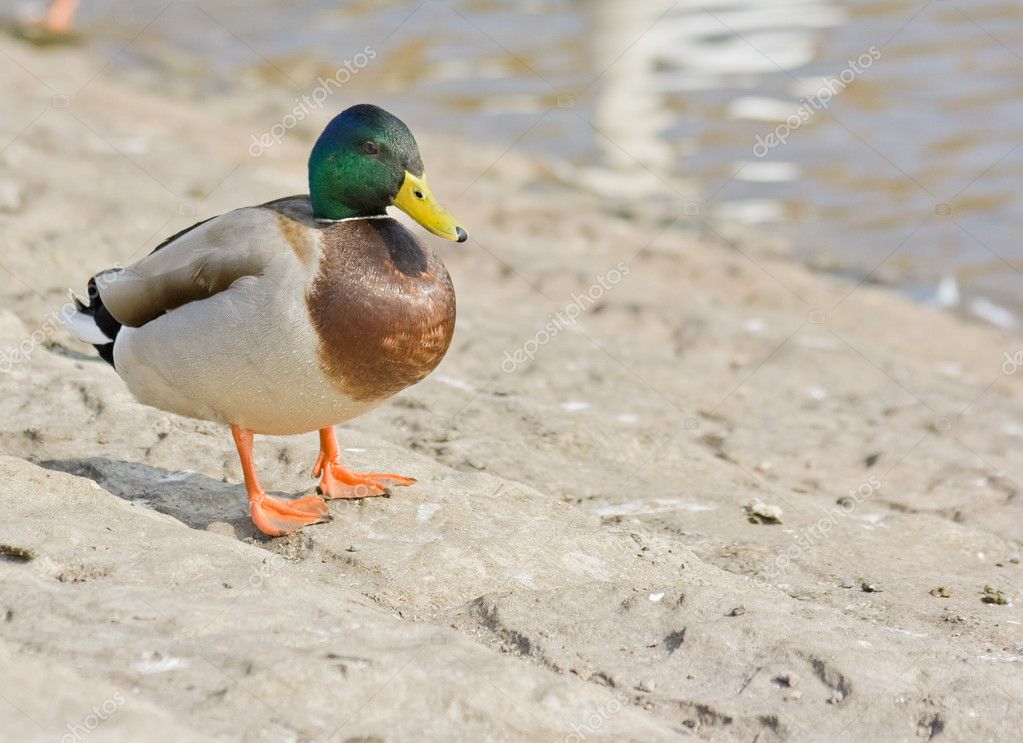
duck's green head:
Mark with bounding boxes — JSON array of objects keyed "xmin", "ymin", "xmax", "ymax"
[{"xmin": 308, "ymin": 104, "xmax": 467, "ymax": 242}]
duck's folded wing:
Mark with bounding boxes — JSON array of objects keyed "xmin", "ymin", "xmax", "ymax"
[{"xmin": 97, "ymin": 207, "xmax": 286, "ymax": 327}]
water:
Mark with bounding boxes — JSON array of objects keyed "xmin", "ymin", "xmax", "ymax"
[{"xmin": 13, "ymin": 0, "xmax": 1023, "ymax": 327}]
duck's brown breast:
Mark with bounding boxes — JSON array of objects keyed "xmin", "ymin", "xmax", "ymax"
[{"xmin": 306, "ymin": 218, "xmax": 455, "ymax": 403}]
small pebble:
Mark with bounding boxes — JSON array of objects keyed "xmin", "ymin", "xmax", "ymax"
[
  {"xmin": 861, "ymin": 582, "xmax": 882, "ymax": 593},
  {"xmin": 0, "ymin": 545, "xmax": 35, "ymax": 562},
  {"xmin": 982, "ymin": 586, "xmax": 1008, "ymax": 605},
  {"xmin": 153, "ymin": 416, "xmax": 174, "ymax": 436},
  {"xmin": 773, "ymin": 672, "xmax": 799, "ymax": 688},
  {"xmin": 727, "ymin": 605, "xmax": 747, "ymax": 617},
  {"xmin": 744, "ymin": 499, "xmax": 783, "ymax": 524},
  {"xmin": 930, "ymin": 586, "xmax": 952, "ymax": 598}
]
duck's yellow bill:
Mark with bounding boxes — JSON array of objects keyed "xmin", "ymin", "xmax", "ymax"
[{"xmin": 391, "ymin": 171, "xmax": 468, "ymax": 242}]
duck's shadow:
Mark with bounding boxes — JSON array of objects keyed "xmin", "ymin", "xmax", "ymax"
[{"xmin": 40, "ymin": 457, "xmax": 297, "ymax": 539}]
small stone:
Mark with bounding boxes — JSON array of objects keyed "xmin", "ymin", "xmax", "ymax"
[
  {"xmin": 0, "ymin": 545, "xmax": 35, "ymax": 562},
  {"xmin": 153, "ymin": 416, "xmax": 174, "ymax": 436},
  {"xmin": 773, "ymin": 672, "xmax": 799, "ymax": 688},
  {"xmin": 930, "ymin": 586, "xmax": 952, "ymax": 598},
  {"xmin": 572, "ymin": 667, "xmax": 593, "ymax": 682},
  {"xmin": 636, "ymin": 680, "xmax": 656, "ymax": 693},
  {"xmin": 727, "ymin": 605, "xmax": 747, "ymax": 617},
  {"xmin": 861, "ymin": 582, "xmax": 882, "ymax": 593},
  {"xmin": 744, "ymin": 499, "xmax": 783, "ymax": 524},
  {"xmin": 783, "ymin": 690, "xmax": 802, "ymax": 702},
  {"xmin": 841, "ymin": 578, "xmax": 855, "ymax": 589},
  {"xmin": 981, "ymin": 586, "xmax": 1008, "ymax": 605}
]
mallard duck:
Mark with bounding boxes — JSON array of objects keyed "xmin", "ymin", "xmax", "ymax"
[{"xmin": 62, "ymin": 104, "xmax": 468, "ymax": 537}]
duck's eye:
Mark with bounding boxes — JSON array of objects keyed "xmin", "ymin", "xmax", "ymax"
[{"xmin": 361, "ymin": 141, "xmax": 380, "ymax": 155}]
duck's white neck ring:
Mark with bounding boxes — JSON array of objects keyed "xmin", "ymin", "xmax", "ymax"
[{"xmin": 314, "ymin": 214, "xmax": 393, "ymax": 224}]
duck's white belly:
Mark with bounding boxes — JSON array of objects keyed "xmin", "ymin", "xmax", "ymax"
[{"xmin": 112, "ymin": 260, "xmax": 380, "ymax": 435}]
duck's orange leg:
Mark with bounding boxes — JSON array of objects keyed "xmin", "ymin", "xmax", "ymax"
[
  {"xmin": 312, "ymin": 427, "xmax": 416, "ymax": 500},
  {"xmin": 231, "ymin": 425, "xmax": 330, "ymax": 536}
]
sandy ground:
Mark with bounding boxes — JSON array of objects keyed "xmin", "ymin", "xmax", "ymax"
[{"xmin": 1, "ymin": 36, "xmax": 1022, "ymax": 743}]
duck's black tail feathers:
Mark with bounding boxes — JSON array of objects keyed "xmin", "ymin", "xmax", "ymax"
[{"xmin": 63, "ymin": 275, "xmax": 123, "ymax": 368}]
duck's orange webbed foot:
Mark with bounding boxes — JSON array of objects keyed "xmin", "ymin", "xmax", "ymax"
[
  {"xmin": 313, "ymin": 427, "xmax": 416, "ymax": 500},
  {"xmin": 313, "ymin": 455, "xmax": 415, "ymax": 499},
  {"xmin": 231, "ymin": 425, "xmax": 330, "ymax": 537},
  {"xmin": 249, "ymin": 492, "xmax": 330, "ymax": 537}
]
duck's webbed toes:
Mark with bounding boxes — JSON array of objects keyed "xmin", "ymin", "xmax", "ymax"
[
  {"xmin": 249, "ymin": 493, "xmax": 331, "ymax": 536},
  {"xmin": 317, "ymin": 460, "xmax": 415, "ymax": 500}
]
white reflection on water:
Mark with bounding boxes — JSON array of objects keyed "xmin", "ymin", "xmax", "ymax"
[{"xmin": 573, "ymin": 0, "xmax": 844, "ymax": 210}]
